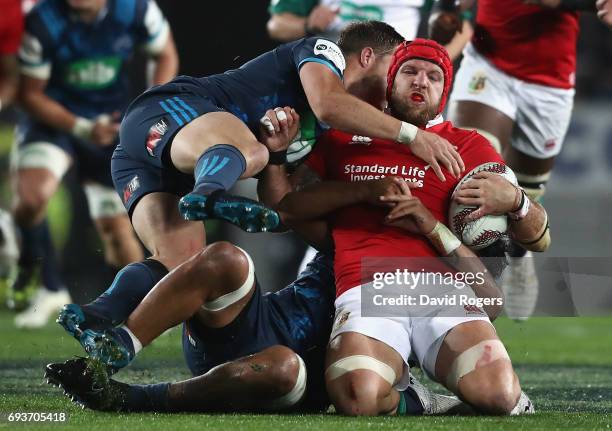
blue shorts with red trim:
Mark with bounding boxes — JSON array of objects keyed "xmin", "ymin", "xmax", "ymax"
[{"xmin": 111, "ymin": 91, "xmax": 223, "ymax": 215}]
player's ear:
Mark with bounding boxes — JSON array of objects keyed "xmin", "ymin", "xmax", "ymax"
[{"xmin": 359, "ymin": 47, "xmax": 376, "ymax": 68}]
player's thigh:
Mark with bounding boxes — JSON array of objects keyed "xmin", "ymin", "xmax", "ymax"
[
  {"xmin": 509, "ymin": 83, "xmax": 574, "ymax": 171},
  {"xmin": 503, "ymin": 146, "xmax": 555, "ymax": 176},
  {"xmin": 170, "ymin": 111, "xmax": 263, "ymax": 174},
  {"xmin": 447, "ymin": 101, "xmax": 514, "ymax": 153},
  {"xmin": 447, "ymin": 44, "xmax": 517, "ymax": 151},
  {"xmin": 131, "ymin": 191, "xmax": 205, "ymax": 269}
]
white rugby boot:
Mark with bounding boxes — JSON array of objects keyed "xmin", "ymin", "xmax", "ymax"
[{"xmin": 15, "ymin": 288, "xmax": 71, "ymax": 329}]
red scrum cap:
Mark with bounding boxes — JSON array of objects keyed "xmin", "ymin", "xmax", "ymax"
[{"xmin": 386, "ymin": 39, "xmax": 453, "ymax": 113}]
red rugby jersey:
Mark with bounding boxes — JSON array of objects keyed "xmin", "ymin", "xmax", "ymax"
[
  {"xmin": 0, "ymin": 0, "xmax": 23, "ymax": 55},
  {"xmin": 473, "ymin": 0, "xmax": 579, "ymax": 89},
  {"xmin": 305, "ymin": 122, "xmax": 503, "ymax": 297}
]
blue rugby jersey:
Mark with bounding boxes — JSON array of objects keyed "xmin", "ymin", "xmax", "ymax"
[
  {"xmin": 18, "ymin": 0, "xmax": 169, "ymax": 118},
  {"xmin": 139, "ymin": 37, "xmax": 345, "ymax": 143}
]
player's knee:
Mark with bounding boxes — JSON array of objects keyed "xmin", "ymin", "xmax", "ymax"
[
  {"xmin": 243, "ymin": 141, "xmax": 269, "ymax": 174},
  {"xmin": 461, "ymin": 360, "xmax": 520, "ymax": 415},
  {"xmin": 329, "ymin": 370, "xmax": 386, "ymax": 416},
  {"xmin": 263, "ymin": 346, "xmax": 304, "ymax": 397},
  {"xmin": 13, "ymin": 191, "xmax": 50, "ymax": 224}
]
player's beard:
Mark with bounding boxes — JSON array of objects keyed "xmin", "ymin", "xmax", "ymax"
[{"xmin": 387, "ymin": 92, "xmax": 439, "ymax": 127}]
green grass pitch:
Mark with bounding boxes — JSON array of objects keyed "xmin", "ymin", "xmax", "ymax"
[{"xmin": 1, "ymin": 311, "xmax": 611, "ymax": 430}]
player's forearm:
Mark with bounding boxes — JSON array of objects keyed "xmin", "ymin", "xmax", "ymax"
[
  {"xmin": 510, "ymin": 201, "xmax": 550, "ymax": 252},
  {"xmin": 149, "ymin": 35, "xmax": 179, "ymax": 86},
  {"xmin": 0, "ymin": 56, "xmax": 19, "ymax": 108},
  {"xmin": 446, "ymin": 245, "xmax": 504, "ymax": 320},
  {"xmin": 257, "ymin": 164, "xmax": 293, "ymax": 209},
  {"xmin": 19, "ymin": 89, "xmax": 79, "ymax": 133},
  {"xmin": 313, "ymin": 90, "xmax": 402, "ymax": 142},
  {"xmin": 266, "ymin": 13, "xmax": 308, "ymax": 42},
  {"xmin": 278, "ymin": 180, "xmax": 366, "ymax": 223},
  {"xmin": 258, "ymin": 165, "xmax": 333, "ymax": 250}
]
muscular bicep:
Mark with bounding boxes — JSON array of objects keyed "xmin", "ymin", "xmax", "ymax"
[{"xmin": 299, "ymin": 62, "xmax": 344, "ymax": 121}]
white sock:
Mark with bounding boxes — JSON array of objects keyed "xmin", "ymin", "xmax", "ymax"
[{"xmin": 120, "ymin": 325, "xmax": 143, "ymax": 354}]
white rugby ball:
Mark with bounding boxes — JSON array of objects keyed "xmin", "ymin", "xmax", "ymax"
[{"xmin": 449, "ymin": 162, "xmax": 517, "ymax": 250}]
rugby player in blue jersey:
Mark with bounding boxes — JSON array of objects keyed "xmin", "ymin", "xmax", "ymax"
[
  {"xmin": 10, "ymin": 0, "xmax": 178, "ymax": 327},
  {"xmin": 55, "ymin": 22, "xmax": 465, "ymax": 357}
]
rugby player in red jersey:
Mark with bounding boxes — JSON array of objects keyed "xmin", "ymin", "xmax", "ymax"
[
  {"xmin": 435, "ymin": 0, "xmax": 597, "ymax": 318},
  {"xmin": 275, "ymin": 39, "xmax": 550, "ymax": 415}
]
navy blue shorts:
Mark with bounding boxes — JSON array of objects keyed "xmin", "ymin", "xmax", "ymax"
[
  {"xmin": 182, "ymin": 252, "xmax": 335, "ymax": 412},
  {"xmin": 112, "ymin": 91, "xmax": 223, "ymax": 215},
  {"xmin": 16, "ymin": 118, "xmax": 116, "ymax": 187}
]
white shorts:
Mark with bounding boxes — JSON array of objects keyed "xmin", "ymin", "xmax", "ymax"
[
  {"xmin": 449, "ymin": 43, "xmax": 575, "ymax": 159},
  {"xmin": 330, "ymin": 280, "xmax": 491, "ymax": 388}
]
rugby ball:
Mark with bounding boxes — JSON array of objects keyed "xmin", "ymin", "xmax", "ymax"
[{"xmin": 449, "ymin": 162, "xmax": 517, "ymax": 250}]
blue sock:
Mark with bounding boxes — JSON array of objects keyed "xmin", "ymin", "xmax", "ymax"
[
  {"xmin": 85, "ymin": 259, "xmax": 168, "ymax": 325},
  {"xmin": 17, "ymin": 219, "xmax": 63, "ymax": 291},
  {"xmin": 124, "ymin": 383, "xmax": 170, "ymax": 412},
  {"xmin": 192, "ymin": 144, "xmax": 246, "ymax": 196},
  {"xmin": 40, "ymin": 222, "xmax": 63, "ymax": 292}
]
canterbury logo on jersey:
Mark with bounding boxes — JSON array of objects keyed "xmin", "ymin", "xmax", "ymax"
[
  {"xmin": 349, "ymin": 135, "xmax": 372, "ymax": 145},
  {"xmin": 65, "ymin": 57, "xmax": 122, "ymax": 90}
]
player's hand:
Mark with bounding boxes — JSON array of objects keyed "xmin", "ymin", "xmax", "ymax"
[
  {"xmin": 410, "ymin": 129, "xmax": 464, "ymax": 181},
  {"xmin": 259, "ymin": 107, "xmax": 300, "ymax": 152},
  {"xmin": 428, "ymin": 11, "xmax": 462, "ymax": 45},
  {"xmin": 522, "ymin": 0, "xmax": 561, "ymax": 8},
  {"xmin": 91, "ymin": 115, "xmax": 120, "ymax": 147},
  {"xmin": 597, "ymin": 0, "xmax": 612, "ymax": 28},
  {"xmin": 354, "ymin": 177, "xmax": 410, "ymax": 206},
  {"xmin": 307, "ymin": 5, "xmax": 339, "ymax": 32},
  {"xmin": 382, "ymin": 194, "xmax": 438, "ymax": 236},
  {"xmin": 452, "ymin": 171, "xmax": 521, "ymax": 221}
]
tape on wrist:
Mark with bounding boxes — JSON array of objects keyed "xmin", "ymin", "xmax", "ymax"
[
  {"xmin": 426, "ymin": 221, "xmax": 461, "ymax": 256},
  {"xmin": 509, "ymin": 188, "xmax": 530, "ymax": 221},
  {"xmin": 71, "ymin": 117, "xmax": 94, "ymax": 141},
  {"xmin": 268, "ymin": 149, "xmax": 287, "ymax": 165},
  {"xmin": 397, "ymin": 121, "xmax": 418, "ymax": 144}
]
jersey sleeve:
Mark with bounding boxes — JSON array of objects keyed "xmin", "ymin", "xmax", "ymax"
[
  {"xmin": 0, "ymin": 1, "xmax": 23, "ymax": 54},
  {"xmin": 134, "ymin": 0, "xmax": 170, "ymax": 55},
  {"xmin": 304, "ymin": 132, "xmax": 330, "ymax": 179},
  {"xmin": 293, "ymin": 37, "xmax": 345, "ymax": 78},
  {"xmin": 268, "ymin": 0, "xmax": 318, "ymax": 16},
  {"xmin": 18, "ymin": 13, "xmax": 52, "ymax": 80}
]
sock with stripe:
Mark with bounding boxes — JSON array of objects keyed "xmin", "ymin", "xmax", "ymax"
[
  {"xmin": 85, "ymin": 259, "xmax": 168, "ymax": 325},
  {"xmin": 192, "ymin": 144, "xmax": 246, "ymax": 196},
  {"xmin": 396, "ymin": 389, "xmax": 425, "ymax": 415}
]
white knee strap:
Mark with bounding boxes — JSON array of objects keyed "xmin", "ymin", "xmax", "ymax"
[
  {"xmin": 446, "ymin": 339, "xmax": 510, "ymax": 393},
  {"xmin": 474, "ymin": 129, "xmax": 502, "ymax": 155},
  {"xmin": 11, "ymin": 142, "xmax": 71, "ymax": 179},
  {"xmin": 326, "ymin": 355, "xmax": 396, "ymax": 386},
  {"xmin": 201, "ymin": 246, "xmax": 255, "ymax": 312},
  {"xmin": 83, "ymin": 183, "xmax": 126, "ymax": 219},
  {"xmin": 266, "ymin": 354, "xmax": 307, "ymax": 410}
]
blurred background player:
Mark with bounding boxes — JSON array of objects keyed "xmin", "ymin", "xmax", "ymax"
[
  {"xmin": 0, "ymin": 0, "xmax": 22, "ymax": 114},
  {"xmin": 437, "ymin": 0, "xmax": 599, "ymax": 320},
  {"xmin": 0, "ymin": 1, "xmax": 24, "ymax": 287},
  {"xmin": 597, "ymin": 0, "xmax": 612, "ymax": 25},
  {"xmin": 267, "ymin": 0, "xmax": 424, "ymax": 41},
  {"xmin": 9, "ymin": 0, "xmax": 178, "ymax": 328}
]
